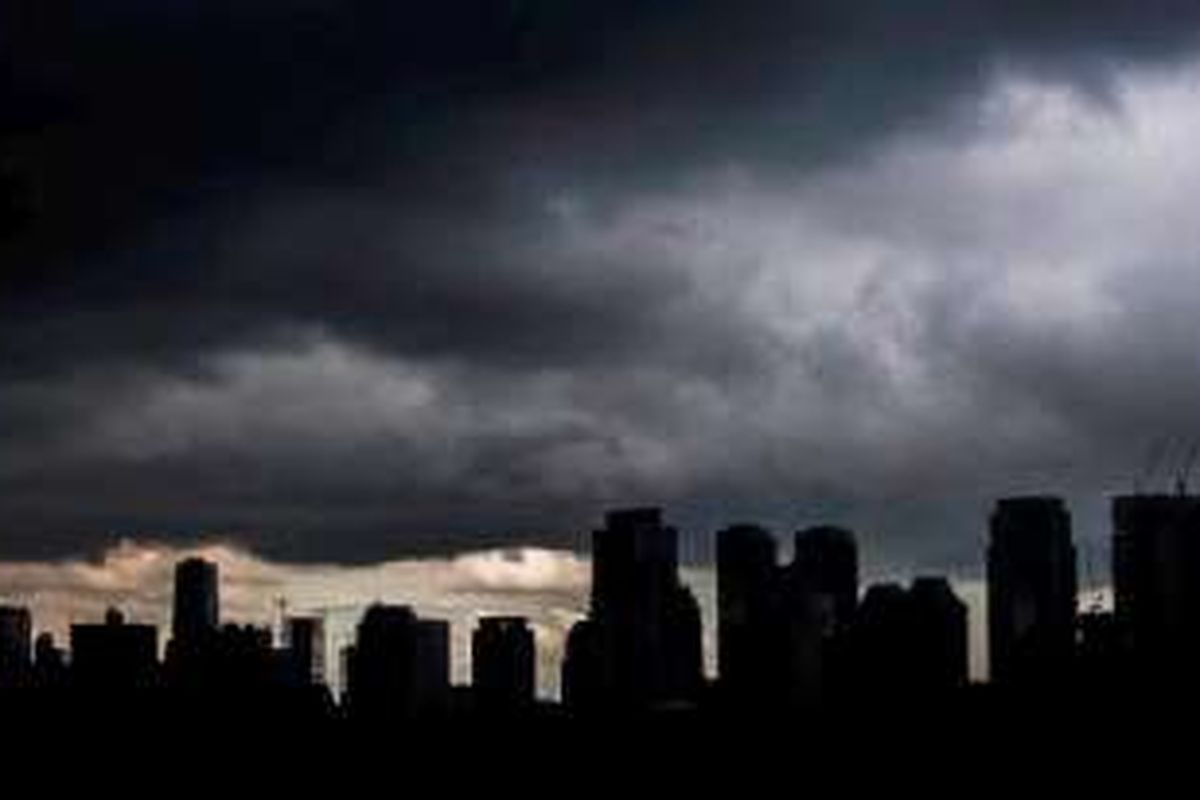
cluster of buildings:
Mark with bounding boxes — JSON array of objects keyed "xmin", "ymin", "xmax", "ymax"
[
  {"xmin": 997, "ymin": 493, "xmax": 1200, "ymax": 694},
  {"xmin": 563, "ymin": 508, "xmax": 967, "ymax": 713},
  {"xmin": 0, "ymin": 558, "xmax": 331, "ymax": 699},
  {"xmin": 0, "ymin": 556, "xmax": 536, "ymax": 719},
  {"xmin": 1, "ymin": 492, "xmax": 1198, "ymax": 719}
]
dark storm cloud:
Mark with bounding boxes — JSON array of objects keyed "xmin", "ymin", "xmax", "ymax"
[
  {"xmin": 4, "ymin": 1, "xmax": 1200, "ymax": 564},
  {"xmin": 4, "ymin": 0, "xmax": 1200, "ymax": 375}
]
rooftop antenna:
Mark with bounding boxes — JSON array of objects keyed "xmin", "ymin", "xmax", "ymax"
[{"xmin": 275, "ymin": 596, "xmax": 288, "ymax": 647}]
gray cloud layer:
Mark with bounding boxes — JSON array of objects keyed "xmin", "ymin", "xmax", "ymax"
[{"xmin": 3, "ymin": 3, "xmax": 1200, "ymax": 569}]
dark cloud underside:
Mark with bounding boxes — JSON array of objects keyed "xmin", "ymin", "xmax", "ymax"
[{"xmin": 2, "ymin": 2, "xmax": 1200, "ymax": 564}]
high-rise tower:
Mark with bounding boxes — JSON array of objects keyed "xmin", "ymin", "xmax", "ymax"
[{"xmin": 987, "ymin": 496, "xmax": 1077, "ymax": 687}]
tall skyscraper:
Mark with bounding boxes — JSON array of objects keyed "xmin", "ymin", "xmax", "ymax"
[
  {"xmin": 987, "ymin": 496, "xmax": 1077, "ymax": 687},
  {"xmin": 563, "ymin": 508, "xmax": 703, "ymax": 711},
  {"xmin": 784, "ymin": 525, "xmax": 860, "ymax": 704},
  {"xmin": 591, "ymin": 507, "xmax": 679, "ymax": 620},
  {"xmin": 717, "ymin": 524, "xmax": 782, "ymax": 701},
  {"xmin": 473, "ymin": 616, "xmax": 536, "ymax": 711},
  {"xmin": 1112, "ymin": 493, "xmax": 1200, "ymax": 682},
  {"xmin": 173, "ymin": 557, "xmax": 219, "ymax": 646},
  {"xmin": 0, "ymin": 606, "xmax": 32, "ymax": 689},
  {"xmin": 791, "ymin": 525, "xmax": 859, "ymax": 634}
]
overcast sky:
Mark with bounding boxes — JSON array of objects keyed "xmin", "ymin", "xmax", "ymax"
[{"xmin": 4, "ymin": 3, "xmax": 1200, "ymax": 584}]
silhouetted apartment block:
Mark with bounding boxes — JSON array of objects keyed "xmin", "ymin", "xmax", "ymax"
[
  {"xmin": 173, "ymin": 557, "xmax": 219, "ymax": 646},
  {"xmin": 562, "ymin": 619, "xmax": 601, "ymax": 710},
  {"xmin": 282, "ymin": 616, "xmax": 325, "ymax": 687},
  {"xmin": 414, "ymin": 619, "xmax": 450, "ymax": 715},
  {"xmin": 790, "ymin": 525, "xmax": 860, "ymax": 634},
  {"xmin": 779, "ymin": 586, "xmax": 829, "ymax": 709},
  {"xmin": 165, "ymin": 557, "xmax": 224, "ymax": 689},
  {"xmin": 345, "ymin": 604, "xmax": 449, "ymax": 720},
  {"xmin": 782, "ymin": 525, "xmax": 860, "ymax": 704},
  {"xmin": 563, "ymin": 508, "xmax": 703, "ymax": 712},
  {"xmin": 1113, "ymin": 493, "xmax": 1200, "ymax": 684},
  {"xmin": 70, "ymin": 608, "xmax": 159, "ymax": 691},
  {"xmin": 717, "ymin": 524, "xmax": 784, "ymax": 703},
  {"xmin": 473, "ymin": 616, "xmax": 535, "ymax": 711},
  {"xmin": 33, "ymin": 632, "xmax": 68, "ymax": 690},
  {"xmin": 591, "ymin": 507, "xmax": 678, "ymax": 621},
  {"xmin": 851, "ymin": 583, "xmax": 915, "ymax": 695},
  {"xmin": 850, "ymin": 577, "xmax": 967, "ymax": 694},
  {"xmin": 908, "ymin": 576, "xmax": 969, "ymax": 692},
  {"xmin": 210, "ymin": 623, "xmax": 276, "ymax": 691},
  {"xmin": 0, "ymin": 606, "xmax": 32, "ymax": 689},
  {"xmin": 987, "ymin": 496, "xmax": 1077, "ymax": 688},
  {"xmin": 1077, "ymin": 608, "xmax": 1122, "ymax": 690}
]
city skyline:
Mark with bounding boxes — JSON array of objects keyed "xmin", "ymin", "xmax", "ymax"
[
  {"xmin": 0, "ymin": 494, "xmax": 1161, "ymax": 699},
  {"xmin": 2, "ymin": 494, "xmax": 1192, "ymax": 720},
  {"xmin": 0, "ymin": 523, "xmax": 1000, "ymax": 699}
]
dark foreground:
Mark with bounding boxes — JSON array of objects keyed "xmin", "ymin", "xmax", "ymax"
[{"xmin": 0, "ymin": 685, "xmax": 1191, "ymax": 791}]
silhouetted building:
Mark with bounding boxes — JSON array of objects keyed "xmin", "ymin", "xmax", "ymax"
[
  {"xmin": 473, "ymin": 616, "xmax": 535, "ymax": 712},
  {"xmin": 70, "ymin": 608, "xmax": 159, "ymax": 691},
  {"xmin": 345, "ymin": 604, "xmax": 449, "ymax": 720},
  {"xmin": 0, "ymin": 606, "xmax": 32, "ymax": 689},
  {"xmin": 339, "ymin": 644, "xmax": 356, "ymax": 702},
  {"xmin": 33, "ymin": 632, "xmax": 68, "ymax": 690},
  {"xmin": 173, "ymin": 557, "xmax": 219, "ymax": 646},
  {"xmin": 564, "ymin": 508, "xmax": 703, "ymax": 711},
  {"xmin": 849, "ymin": 577, "xmax": 967, "ymax": 701},
  {"xmin": 165, "ymin": 558, "xmax": 222, "ymax": 690},
  {"xmin": 414, "ymin": 619, "xmax": 450, "ymax": 715},
  {"xmin": 790, "ymin": 525, "xmax": 859, "ymax": 634},
  {"xmin": 717, "ymin": 524, "xmax": 784, "ymax": 703},
  {"xmin": 591, "ymin": 508, "xmax": 678, "ymax": 621},
  {"xmin": 282, "ymin": 616, "xmax": 325, "ymax": 688},
  {"xmin": 852, "ymin": 583, "xmax": 915, "ymax": 696},
  {"xmin": 1077, "ymin": 608, "xmax": 1123, "ymax": 690},
  {"xmin": 779, "ymin": 584, "xmax": 829, "ymax": 709},
  {"xmin": 988, "ymin": 496, "xmax": 1077, "ymax": 687},
  {"xmin": 781, "ymin": 525, "xmax": 860, "ymax": 704},
  {"xmin": 1112, "ymin": 493, "xmax": 1200, "ymax": 684},
  {"xmin": 908, "ymin": 576, "xmax": 969, "ymax": 692},
  {"xmin": 209, "ymin": 623, "xmax": 277, "ymax": 692},
  {"xmin": 562, "ymin": 619, "xmax": 602, "ymax": 710}
]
